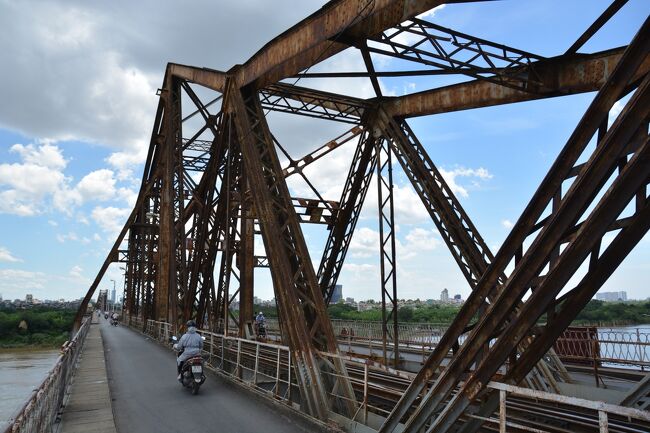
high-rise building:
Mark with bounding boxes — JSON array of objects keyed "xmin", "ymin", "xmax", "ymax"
[
  {"xmin": 331, "ymin": 285, "xmax": 343, "ymax": 303},
  {"xmin": 111, "ymin": 287, "xmax": 116, "ymax": 304},
  {"xmin": 25, "ymin": 294, "xmax": 33, "ymax": 303},
  {"xmin": 595, "ymin": 291, "xmax": 627, "ymax": 302},
  {"xmin": 440, "ymin": 288, "xmax": 449, "ymax": 303}
]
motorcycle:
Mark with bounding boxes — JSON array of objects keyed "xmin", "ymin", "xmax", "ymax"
[
  {"xmin": 110, "ymin": 318, "xmax": 118, "ymax": 326},
  {"xmin": 171, "ymin": 335, "xmax": 206, "ymax": 395},
  {"xmin": 256, "ymin": 321, "xmax": 267, "ymax": 340}
]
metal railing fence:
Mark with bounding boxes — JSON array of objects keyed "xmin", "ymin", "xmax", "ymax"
[
  {"xmin": 133, "ymin": 319, "xmax": 650, "ymax": 432},
  {"xmin": 483, "ymin": 381, "xmax": 650, "ymax": 433},
  {"xmin": 3, "ymin": 316, "xmax": 92, "ymax": 433},
  {"xmin": 555, "ymin": 327, "xmax": 650, "ymax": 369}
]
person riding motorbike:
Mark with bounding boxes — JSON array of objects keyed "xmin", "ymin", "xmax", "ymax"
[
  {"xmin": 175, "ymin": 320, "xmax": 203, "ymax": 380},
  {"xmin": 254, "ymin": 312, "xmax": 266, "ymax": 338}
]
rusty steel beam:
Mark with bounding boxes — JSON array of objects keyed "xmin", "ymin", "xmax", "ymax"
[
  {"xmin": 383, "ymin": 20, "xmax": 650, "ymax": 432},
  {"xmin": 169, "ymin": 63, "xmax": 227, "ymax": 93},
  {"xmin": 565, "ymin": 0, "xmax": 629, "ymax": 54},
  {"xmin": 231, "ymin": 83, "xmax": 356, "ymax": 419},
  {"xmin": 282, "ymin": 125, "xmax": 363, "ymax": 177},
  {"xmin": 365, "ymin": 18, "xmax": 544, "ymax": 91},
  {"xmin": 385, "ymin": 48, "xmax": 650, "ymax": 117},
  {"xmin": 76, "ymin": 3, "xmax": 650, "ymax": 431},
  {"xmin": 235, "ymin": 0, "xmax": 466, "ymax": 88},
  {"xmin": 260, "ymin": 83, "xmax": 366, "ymax": 123}
]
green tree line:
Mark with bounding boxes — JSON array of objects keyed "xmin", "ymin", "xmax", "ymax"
[
  {"xmin": 0, "ymin": 307, "xmax": 76, "ymax": 348},
  {"xmin": 254, "ymin": 300, "xmax": 650, "ymax": 326}
]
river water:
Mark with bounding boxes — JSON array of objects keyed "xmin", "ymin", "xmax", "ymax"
[{"xmin": 0, "ymin": 349, "xmax": 60, "ymax": 425}]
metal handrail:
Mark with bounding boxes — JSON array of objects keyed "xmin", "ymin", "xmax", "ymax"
[
  {"xmin": 133, "ymin": 319, "xmax": 650, "ymax": 432},
  {"xmin": 3, "ymin": 316, "xmax": 92, "ymax": 433}
]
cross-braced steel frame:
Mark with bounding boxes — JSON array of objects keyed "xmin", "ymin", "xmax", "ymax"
[{"xmin": 75, "ymin": 0, "xmax": 650, "ymax": 429}]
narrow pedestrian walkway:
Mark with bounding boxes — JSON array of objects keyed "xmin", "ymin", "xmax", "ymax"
[{"xmin": 57, "ymin": 320, "xmax": 117, "ymax": 433}]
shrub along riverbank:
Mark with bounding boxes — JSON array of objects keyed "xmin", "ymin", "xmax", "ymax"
[{"xmin": 0, "ymin": 307, "xmax": 75, "ymax": 349}]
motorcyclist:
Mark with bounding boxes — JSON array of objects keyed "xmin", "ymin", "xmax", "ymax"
[
  {"xmin": 255, "ymin": 311, "xmax": 265, "ymax": 325},
  {"xmin": 175, "ymin": 320, "xmax": 203, "ymax": 380},
  {"xmin": 111, "ymin": 312, "xmax": 118, "ymax": 323},
  {"xmin": 255, "ymin": 312, "xmax": 266, "ymax": 337}
]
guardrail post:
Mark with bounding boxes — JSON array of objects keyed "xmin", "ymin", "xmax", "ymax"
[
  {"xmin": 253, "ymin": 344, "xmax": 260, "ymax": 385},
  {"xmin": 363, "ymin": 362, "xmax": 369, "ymax": 424},
  {"xmin": 236, "ymin": 340, "xmax": 242, "ymax": 378},
  {"xmin": 598, "ymin": 410, "xmax": 608, "ymax": 433},
  {"xmin": 221, "ymin": 335, "xmax": 225, "ymax": 370},
  {"xmin": 209, "ymin": 334, "xmax": 214, "ymax": 366},
  {"xmin": 499, "ymin": 389, "xmax": 506, "ymax": 433},
  {"xmin": 636, "ymin": 328, "xmax": 645, "ymax": 371},
  {"xmin": 275, "ymin": 348, "xmax": 281, "ymax": 397},
  {"xmin": 287, "ymin": 353, "xmax": 292, "ymax": 401},
  {"xmin": 592, "ymin": 338, "xmax": 600, "ymax": 387}
]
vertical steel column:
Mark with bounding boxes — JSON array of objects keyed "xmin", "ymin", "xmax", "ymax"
[
  {"xmin": 156, "ymin": 76, "xmax": 181, "ymax": 324},
  {"xmin": 375, "ymin": 137, "xmax": 399, "ymax": 367},
  {"xmin": 231, "ymin": 83, "xmax": 356, "ymax": 420},
  {"xmin": 318, "ymin": 122, "xmax": 378, "ymax": 302},
  {"xmin": 239, "ymin": 184, "xmax": 255, "ymax": 337}
]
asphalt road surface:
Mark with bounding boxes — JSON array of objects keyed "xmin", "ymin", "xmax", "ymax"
[{"xmin": 100, "ymin": 320, "xmax": 317, "ymax": 433}]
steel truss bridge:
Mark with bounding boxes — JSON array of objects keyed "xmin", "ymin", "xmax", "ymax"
[{"xmin": 73, "ymin": 1, "xmax": 650, "ymax": 431}]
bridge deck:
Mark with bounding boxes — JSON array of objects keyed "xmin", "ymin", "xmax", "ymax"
[
  {"xmin": 58, "ymin": 319, "xmax": 117, "ymax": 433},
  {"xmin": 100, "ymin": 318, "xmax": 317, "ymax": 433}
]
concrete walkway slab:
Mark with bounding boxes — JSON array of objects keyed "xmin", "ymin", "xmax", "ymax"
[{"xmin": 58, "ymin": 322, "xmax": 117, "ymax": 433}]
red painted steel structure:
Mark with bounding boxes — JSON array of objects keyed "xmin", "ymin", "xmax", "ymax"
[{"xmin": 75, "ymin": 0, "xmax": 649, "ymax": 429}]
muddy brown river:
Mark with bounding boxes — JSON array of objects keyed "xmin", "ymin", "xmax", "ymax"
[{"xmin": 0, "ymin": 349, "xmax": 60, "ymax": 425}]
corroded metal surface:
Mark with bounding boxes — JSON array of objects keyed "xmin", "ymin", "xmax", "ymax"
[{"xmin": 76, "ymin": 1, "xmax": 650, "ymax": 431}]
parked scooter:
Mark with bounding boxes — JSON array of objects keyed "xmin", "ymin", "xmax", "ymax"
[{"xmin": 171, "ymin": 335, "xmax": 206, "ymax": 395}]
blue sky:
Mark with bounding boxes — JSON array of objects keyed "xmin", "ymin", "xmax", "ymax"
[{"xmin": 0, "ymin": 0, "xmax": 648, "ymax": 303}]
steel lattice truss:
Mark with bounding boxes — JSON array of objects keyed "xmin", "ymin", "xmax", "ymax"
[{"xmin": 75, "ymin": 0, "xmax": 650, "ymax": 430}]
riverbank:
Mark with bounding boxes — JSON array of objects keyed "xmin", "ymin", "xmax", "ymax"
[{"xmin": 0, "ymin": 306, "xmax": 75, "ymax": 349}]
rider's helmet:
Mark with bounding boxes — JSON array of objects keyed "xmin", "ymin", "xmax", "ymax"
[
  {"xmin": 258, "ymin": 312, "xmax": 263, "ymax": 316},
  {"xmin": 186, "ymin": 319, "xmax": 197, "ymax": 328}
]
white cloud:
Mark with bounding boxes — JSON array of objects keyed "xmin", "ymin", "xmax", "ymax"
[
  {"xmin": 10, "ymin": 142, "xmax": 67, "ymax": 170},
  {"xmin": 0, "ymin": 247, "xmax": 21, "ymax": 263},
  {"xmin": 0, "ymin": 142, "xmax": 137, "ymax": 217},
  {"xmin": 0, "ymin": 159, "xmax": 71, "ymax": 215},
  {"xmin": 107, "ymin": 147, "xmax": 148, "ymax": 180},
  {"xmin": 400, "ymin": 228, "xmax": 440, "ymax": 259},
  {"xmin": 349, "ymin": 227, "xmax": 380, "ymax": 258},
  {"xmin": 393, "ymin": 184, "xmax": 430, "ymax": 224},
  {"xmin": 608, "ymin": 95, "xmax": 630, "ymax": 127},
  {"xmin": 342, "ymin": 263, "xmax": 378, "ymax": 275},
  {"xmin": 416, "ymin": 4, "xmax": 446, "ymax": 20},
  {"xmin": 47, "ymin": 219, "xmax": 58, "ymax": 226},
  {"xmin": 0, "ymin": 269, "xmax": 47, "ymax": 292},
  {"xmin": 117, "ymin": 187, "xmax": 138, "ymax": 208},
  {"xmin": 439, "ymin": 166, "xmax": 492, "ymax": 198},
  {"xmin": 502, "ymin": 219, "xmax": 514, "ymax": 229},
  {"xmin": 91, "ymin": 206, "xmax": 130, "ymax": 234},
  {"xmin": 69, "ymin": 265, "xmax": 84, "ymax": 278},
  {"xmin": 77, "ymin": 169, "xmax": 117, "ymax": 202}
]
